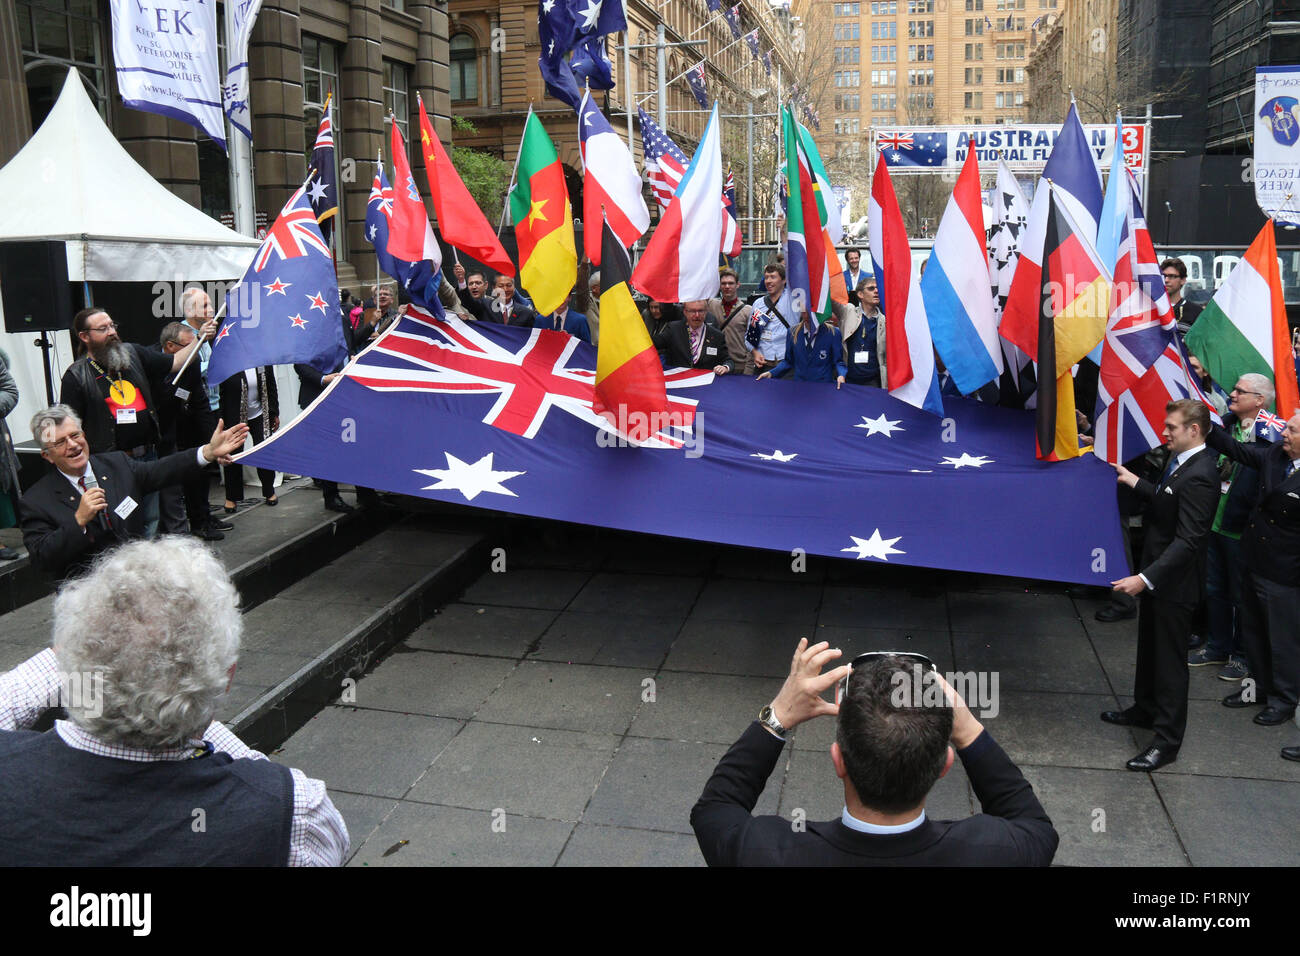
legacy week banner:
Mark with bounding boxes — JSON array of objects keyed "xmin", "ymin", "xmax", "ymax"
[
  {"xmin": 875, "ymin": 124, "xmax": 1146, "ymax": 173},
  {"xmin": 109, "ymin": 0, "xmax": 226, "ymax": 151},
  {"xmin": 1254, "ymin": 65, "xmax": 1300, "ymax": 225}
]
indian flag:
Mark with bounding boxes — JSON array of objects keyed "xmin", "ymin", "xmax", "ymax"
[{"xmin": 1186, "ymin": 221, "xmax": 1299, "ymax": 417}]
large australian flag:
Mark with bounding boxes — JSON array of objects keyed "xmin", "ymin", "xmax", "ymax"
[
  {"xmin": 240, "ymin": 308, "xmax": 1130, "ymax": 586},
  {"xmin": 207, "ymin": 181, "xmax": 349, "ymax": 386}
]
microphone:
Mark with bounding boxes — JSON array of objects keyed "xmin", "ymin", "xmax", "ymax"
[{"xmin": 80, "ymin": 472, "xmax": 111, "ymax": 535}]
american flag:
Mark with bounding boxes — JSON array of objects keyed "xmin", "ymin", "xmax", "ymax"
[{"xmin": 638, "ymin": 107, "xmax": 689, "ymax": 212}]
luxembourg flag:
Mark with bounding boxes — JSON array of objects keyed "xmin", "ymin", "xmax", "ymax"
[
  {"xmin": 869, "ymin": 158, "xmax": 943, "ymax": 415},
  {"xmin": 632, "ymin": 104, "xmax": 723, "ymax": 303},
  {"xmin": 920, "ymin": 150, "xmax": 1002, "ymax": 395}
]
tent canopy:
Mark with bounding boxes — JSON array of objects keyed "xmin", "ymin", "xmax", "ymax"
[{"xmin": 0, "ymin": 69, "xmax": 260, "ymax": 281}]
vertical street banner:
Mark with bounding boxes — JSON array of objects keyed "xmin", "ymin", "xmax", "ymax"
[
  {"xmin": 1253, "ymin": 65, "xmax": 1300, "ymax": 225},
  {"xmin": 223, "ymin": 0, "xmax": 263, "ymax": 141},
  {"xmin": 109, "ymin": 0, "xmax": 226, "ymax": 150}
]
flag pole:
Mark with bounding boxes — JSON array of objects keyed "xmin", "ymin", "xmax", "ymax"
[
  {"xmin": 497, "ymin": 105, "xmax": 532, "ymax": 237},
  {"xmin": 171, "ymin": 297, "xmax": 229, "ymax": 386}
]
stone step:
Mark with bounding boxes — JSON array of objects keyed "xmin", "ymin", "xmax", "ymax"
[{"xmin": 221, "ymin": 520, "xmax": 489, "ymax": 752}]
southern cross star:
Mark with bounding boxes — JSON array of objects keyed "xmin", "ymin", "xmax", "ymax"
[
  {"xmin": 841, "ymin": 529, "xmax": 905, "ymax": 561},
  {"xmin": 414, "ymin": 453, "xmax": 525, "ymax": 502},
  {"xmin": 265, "ymin": 277, "xmax": 290, "ymax": 296},
  {"xmin": 854, "ymin": 413, "xmax": 904, "ymax": 437},
  {"xmin": 940, "ymin": 452, "xmax": 994, "ymax": 469}
]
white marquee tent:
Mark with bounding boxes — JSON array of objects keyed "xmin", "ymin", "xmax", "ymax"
[{"xmin": 0, "ymin": 68, "xmax": 263, "ymax": 447}]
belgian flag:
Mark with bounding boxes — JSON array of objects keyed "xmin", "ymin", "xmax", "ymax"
[
  {"xmin": 592, "ymin": 216, "xmax": 669, "ymax": 444},
  {"xmin": 1036, "ymin": 185, "xmax": 1109, "ymax": 460}
]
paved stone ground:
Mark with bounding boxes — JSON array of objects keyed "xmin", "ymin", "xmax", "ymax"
[{"xmin": 273, "ymin": 524, "xmax": 1300, "ymax": 867}]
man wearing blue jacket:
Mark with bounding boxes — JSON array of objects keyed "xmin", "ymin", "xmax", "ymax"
[{"xmin": 756, "ymin": 310, "xmax": 846, "ymax": 387}]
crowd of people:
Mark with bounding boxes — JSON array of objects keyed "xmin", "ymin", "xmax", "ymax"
[{"xmin": 0, "ymin": 247, "xmax": 1297, "ymax": 865}]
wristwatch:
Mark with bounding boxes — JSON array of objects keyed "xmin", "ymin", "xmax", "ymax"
[{"xmin": 758, "ymin": 704, "xmax": 788, "ymax": 739}]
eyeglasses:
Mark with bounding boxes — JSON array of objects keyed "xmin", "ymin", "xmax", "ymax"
[
  {"xmin": 44, "ymin": 429, "xmax": 85, "ymax": 452},
  {"xmin": 1229, "ymin": 388, "xmax": 1262, "ymax": 397},
  {"xmin": 1161, "ymin": 273, "xmax": 1182, "ymax": 280},
  {"xmin": 835, "ymin": 651, "xmax": 936, "ymax": 706},
  {"xmin": 84, "ymin": 320, "xmax": 117, "ymax": 333}
]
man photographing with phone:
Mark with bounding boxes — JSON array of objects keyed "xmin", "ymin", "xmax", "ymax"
[{"xmin": 690, "ymin": 639, "xmax": 1058, "ymax": 865}]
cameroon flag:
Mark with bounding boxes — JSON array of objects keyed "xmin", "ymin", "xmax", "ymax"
[
  {"xmin": 1037, "ymin": 186, "xmax": 1109, "ymax": 460},
  {"xmin": 593, "ymin": 216, "xmax": 669, "ymax": 444},
  {"xmin": 509, "ymin": 110, "xmax": 576, "ymax": 316}
]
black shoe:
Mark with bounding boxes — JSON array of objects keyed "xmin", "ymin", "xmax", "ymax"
[
  {"xmin": 0, "ymin": 546, "xmax": 20, "ymax": 561},
  {"xmin": 324, "ymin": 495, "xmax": 355, "ymax": 514},
  {"xmin": 1253, "ymin": 706, "xmax": 1296, "ymax": 726},
  {"xmin": 1095, "ymin": 604, "xmax": 1136, "ymax": 622},
  {"xmin": 1223, "ymin": 689, "xmax": 1264, "ymax": 709},
  {"xmin": 1126, "ymin": 743, "xmax": 1179, "ymax": 771},
  {"xmin": 1101, "ymin": 708, "xmax": 1154, "ymax": 729},
  {"xmin": 1282, "ymin": 746, "xmax": 1300, "ymax": 762},
  {"xmin": 193, "ymin": 527, "xmax": 225, "ymax": 542},
  {"xmin": 209, "ymin": 519, "xmax": 234, "ymax": 531}
]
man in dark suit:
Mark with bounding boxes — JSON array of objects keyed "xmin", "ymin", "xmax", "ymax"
[
  {"xmin": 654, "ymin": 301, "xmax": 732, "ymax": 374},
  {"xmin": 541, "ymin": 297, "xmax": 592, "ymax": 344},
  {"xmin": 488, "ymin": 275, "xmax": 538, "ymax": 328},
  {"xmin": 690, "ymin": 640, "xmax": 1058, "ymax": 866},
  {"xmin": 1207, "ymin": 410, "xmax": 1300, "ymax": 750},
  {"xmin": 18, "ymin": 405, "xmax": 249, "ymax": 582},
  {"xmin": 1103, "ymin": 398, "xmax": 1220, "ymax": 771}
]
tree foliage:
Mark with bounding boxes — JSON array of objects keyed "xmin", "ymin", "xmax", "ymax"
[{"xmin": 449, "ymin": 116, "xmax": 511, "ymax": 226}]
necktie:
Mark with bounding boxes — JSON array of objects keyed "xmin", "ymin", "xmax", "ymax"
[
  {"xmin": 1286, "ymin": 458, "xmax": 1299, "ymax": 482},
  {"xmin": 1158, "ymin": 456, "xmax": 1178, "ymax": 489},
  {"xmin": 690, "ymin": 326, "xmax": 703, "ymax": 363}
]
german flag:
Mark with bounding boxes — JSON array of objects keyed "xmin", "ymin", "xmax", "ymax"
[
  {"xmin": 1036, "ymin": 185, "xmax": 1109, "ymax": 460},
  {"xmin": 592, "ymin": 216, "xmax": 669, "ymax": 444}
]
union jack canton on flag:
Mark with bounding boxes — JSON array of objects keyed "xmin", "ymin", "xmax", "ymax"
[{"xmin": 207, "ymin": 178, "xmax": 350, "ymax": 385}]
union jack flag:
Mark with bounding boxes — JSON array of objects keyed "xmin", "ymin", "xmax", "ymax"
[
  {"xmin": 1095, "ymin": 169, "xmax": 1219, "ymax": 464},
  {"xmin": 877, "ymin": 131, "xmax": 915, "ymax": 151},
  {"xmin": 348, "ymin": 307, "xmax": 711, "ymax": 446},
  {"xmin": 723, "ymin": 4, "xmax": 742, "ymax": 39},
  {"xmin": 638, "ymin": 107, "xmax": 689, "ymax": 213},
  {"xmin": 253, "ymin": 184, "xmax": 332, "ymax": 273}
]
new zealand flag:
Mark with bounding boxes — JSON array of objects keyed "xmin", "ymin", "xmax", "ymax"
[{"xmin": 207, "ymin": 180, "xmax": 349, "ymax": 385}]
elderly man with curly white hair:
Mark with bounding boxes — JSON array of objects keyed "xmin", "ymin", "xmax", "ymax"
[{"xmin": 0, "ymin": 536, "xmax": 348, "ymax": 865}]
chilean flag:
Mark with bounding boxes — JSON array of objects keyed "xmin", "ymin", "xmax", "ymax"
[
  {"xmin": 920, "ymin": 149, "xmax": 1003, "ymax": 395},
  {"xmin": 388, "ymin": 116, "xmax": 442, "ymax": 268},
  {"xmin": 869, "ymin": 158, "xmax": 942, "ymax": 415},
  {"xmin": 579, "ymin": 91, "xmax": 650, "ymax": 266},
  {"xmin": 632, "ymin": 104, "xmax": 723, "ymax": 304}
]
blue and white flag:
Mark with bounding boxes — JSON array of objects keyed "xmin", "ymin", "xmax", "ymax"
[
  {"xmin": 108, "ymin": 0, "xmax": 226, "ymax": 150},
  {"xmin": 208, "ymin": 179, "xmax": 349, "ymax": 384},
  {"xmin": 222, "ymin": 0, "xmax": 262, "ymax": 141},
  {"xmin": 570, "ymin": 0, "xmax": 627, "ymax": 92},
  {"xmin": 241, "ymin": 308, "xmax": 1130, "ymax": 587}
]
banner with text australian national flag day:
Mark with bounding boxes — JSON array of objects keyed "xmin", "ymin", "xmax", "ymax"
[
  {"xmin": 876, "ymin": 124, "xmax": 1146, "ymax": 173},
  {"xmin": 238, "ymin": 311, "xmax": 1129, "ymax": 585}
]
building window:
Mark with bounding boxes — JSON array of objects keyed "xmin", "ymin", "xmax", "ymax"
[
  {"xmin": 16, "ymin": 0, "xmax": 107, "ymax": 128},
  {"xmin": 302, "ymin": 34, "xmax": 344, "ymax": 255},
  {"xmin": 965, "ymin": 67, "xmax": 982, "ymax": 83},
  {"xmin": 450, "ymin": 33, "xmax": 478, "ymax": 102},
  {"xmin": 965, "ymin": 0, "xmax": 983, "ymax": 9},
  {"xmin": 382, "ymin": 0, "xmax": 405, "ymax": 10},
  {"xmin": 871, "ymin": 22, "xmax": 896, "ymax": 39},
  {"xmin": 965, "ymin": 91, "xmax": 983, "ymax": 108},
  {"xmin": 907, "ymin": 0, "xmax": 934, "ymax": 11},
  {"xmin": 383, "ymin": 61, "xmax": 410, "ymax": 141},
  {"xmin": 965, "ymin": 43, "xmax": 983, "ymax": 60},
  {"xmin": 908, "ymin": 20, "xmax": 934, "ymax": 37}
]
